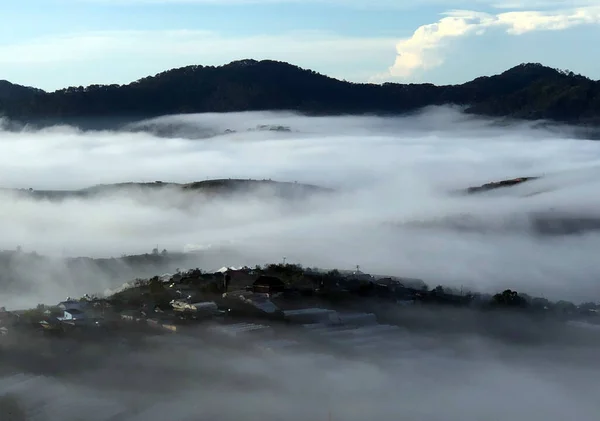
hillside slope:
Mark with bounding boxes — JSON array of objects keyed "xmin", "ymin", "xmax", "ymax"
[
  {"xmin": 0, "ymin": 80, "xmax": 43, "ymax": 101},
  {"xmin": 0, "ymin": 179, "xmax": 332, "ymax": 201},
  {"xmin": 1, "ymin": 60, "xmax": 598, "ymax": 125}
]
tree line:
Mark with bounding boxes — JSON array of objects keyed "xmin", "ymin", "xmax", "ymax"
[{"xmin": 0, "ymin": 60, "xmax": 598, "ymax": 125}]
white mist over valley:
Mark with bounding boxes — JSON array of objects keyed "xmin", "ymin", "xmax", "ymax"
[
  {"xmin": 2, "ymin": 108, "xmax": 600, "ymax": 421},
  {"xmin": 1, "ymin": 108, "xmax": 600, "ymax": 302}
]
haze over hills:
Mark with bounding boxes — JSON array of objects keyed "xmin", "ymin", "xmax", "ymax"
[
  {"xmin": 3, "ymin": 68, "xmax": 600, "ymax": 420},
  {"xmin": 2, "ymin": 179, "xmax": 331, "ymax": 201},
  {"xmin": 5, "ymin": 0, "xmax": 600, "ymax": 415},
  {"xmin": 0, "ymin": 60, "xmax": 599, "ymax": 126}
]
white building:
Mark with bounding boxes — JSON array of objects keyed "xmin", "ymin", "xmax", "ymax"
[{"xmin": 57, "ymin": 309, "xmax": 86, "ymax": 322}]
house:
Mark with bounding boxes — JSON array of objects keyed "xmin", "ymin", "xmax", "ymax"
[
  {"xmin": 211, "ymin": 268, "xmax": 255, "ymax": 290},
  {"xmin": 58, "ymin": 309, "xmax": 86, "ymax": 322},
  {"xmin": 223, "ymin": 290, "xmax": 281, "ymax": 315},
  {"xmin": 190, "ymin": 301, "xmax": 219, "ymax": 314},
  {"xmin": 208, "ymin": 322, "xmax": 272, "ymax": 338},
  {"xmin": 39, "ymin": 320, "xmax": 63, "ymax": 332},
  {"xmin": 252, "ymin": 275, "xmax": 285, "ymax": 294},
  {"xmin": 171, "ymin": 300, "xmax": 219, "ymax": 316},
  {"xmin": 240, "ymin": 293, "xmax": 280, "ymax": 314},
  {"xmin": 347, "ymin": 270, "xmax": 373, "ymax": 282},
  {"xmin": 56, "ymin": 308, "xmax": 104, "ymax": 327},
  {"xmin": 57, "ymin": 299, "xmax": 86, "ymax": 312},
  {"xmin": 374, "ymin": 278, "xmax": 421, "ymax": 301}
]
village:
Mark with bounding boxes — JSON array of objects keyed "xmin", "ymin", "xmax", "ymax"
[{"xmin": 1, "ymin": 262, "xmax": 600, "ymax": 361}]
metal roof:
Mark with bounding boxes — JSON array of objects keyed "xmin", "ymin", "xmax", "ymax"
[
  {"xmin": 283, "ymin": 308, "xmax": 336, "ymax": 317},
  {"xmin": 239, "ymin": 294, "xmax": 280, "ymax": 314},
  {"xmin": 208, "ymin": 322, "xmax": 272, "ymax": 337}
]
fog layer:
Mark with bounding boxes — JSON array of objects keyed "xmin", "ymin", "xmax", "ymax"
[
  {"xmin": 1, "ymin": 108, "xmax": 600, "ymax": 301},
  {"xmin": 2, "ymin": 312, "xmax": 600, "ymax": 421}
]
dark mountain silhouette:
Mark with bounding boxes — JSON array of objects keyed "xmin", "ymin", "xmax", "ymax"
[
  {"xmin": 0, "ymin": 80, "xmax": 43, "ymax": 102},
  {"xmin": 0, "ymin": 60, "xmax": 598, "ymax": 125}
]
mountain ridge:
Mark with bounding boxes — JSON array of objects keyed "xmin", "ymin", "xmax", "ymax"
[
  {"xmin": 0, "ymin": 80, "xmax": 44, "ymax": 108},
  {"xmin": 1, "ymin": 60, "xmax": 598, "ymax": 125},
  {"xmin": 0, "ymin": 178, "xmax": 332, "ymax": 201}
]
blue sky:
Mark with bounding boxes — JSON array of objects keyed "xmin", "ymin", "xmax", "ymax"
[{"xmin": 1, "ymin": 0, "xmax": 599, "ymax": 91}]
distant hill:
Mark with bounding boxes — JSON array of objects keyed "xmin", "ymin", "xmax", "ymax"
[
  {"xmin": 0, "ymin": 60, "xmax": 599, "ymax": 125},
  {"xmin": 0, "ymin": 80, "xmax": 43, "ymax": 102},
  {"xmin": 0, "ymin": 81, "xmax": 44, "ymax": 121},
  {"xmin": 0, "ymin": 179, "xmax": 333, "ymax": 201}
]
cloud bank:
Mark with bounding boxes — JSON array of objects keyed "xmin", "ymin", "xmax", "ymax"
[
  {"xmin": 387, "ymin": 5, "xmax": 600, "ymax": 78},
  {"xmin": 2, "ymin": 311, "xmax": 600, "ymax": 421},
  {"xmin": 1, "ymin": 108, "xmax": 600, "ymax": 304},
  {"xmin": 3, "ymin": 108, "xmax": 600, "ymax": 420}
]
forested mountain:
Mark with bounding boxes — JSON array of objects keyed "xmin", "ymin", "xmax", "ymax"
[
  {"xmin": 1, "ymin": 60, "xmax": 599, "ymax": 125},
  {"xmin": 0, "ymin": 80, "xmax": 42, "ymax": 100}
]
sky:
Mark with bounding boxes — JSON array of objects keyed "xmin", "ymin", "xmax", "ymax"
[{"xmin": 0, "ymin": 0, "xmax": 599, "ymax": 91}]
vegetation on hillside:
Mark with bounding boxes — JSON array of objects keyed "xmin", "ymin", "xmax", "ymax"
[
  {"xmin": 3, "ymin": 178, "xmax": 332, "ymax": 201},
  {"xmin": 0, "ymin": 80, "xmax": 43, "ymax": 102},
  {"xmin": 97, "ymin": 263, "xmax": 600, "ymax": 319},
  {"xmin": 0, "ymin": 60, "xmax": 598, "ymax": 125}
]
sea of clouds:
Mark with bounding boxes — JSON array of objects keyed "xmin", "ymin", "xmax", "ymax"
[
  {"xmin": 2, "ymin": 107, "xmax": 600, "ymax": 420},
  {"xmin": 2, "ymin": 316, "xmax": 600, "ymax": 421},
  {"xmin": 1, "ymin": 107, "xmax": 600, "ymax": 303}
]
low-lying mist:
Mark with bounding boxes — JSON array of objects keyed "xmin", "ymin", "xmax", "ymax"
[
  {"xmin": 3, "ymin": 107, "xmax": 600, "ymax": 421},
  {"xmin": 2, "ymin": 314, "xmax": 600, "ymax": 421},
  {"xmin": 1, "ymin": 107, "xmax": 600, "ymax": 304}
]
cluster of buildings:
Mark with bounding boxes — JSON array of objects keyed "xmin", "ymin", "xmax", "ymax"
[
  {"xmin": 0, "ymin": 264, "xmax": 439, "ymax": 337},
  {"xmin": 0, "ymin": 265, "xmax": 419, "ymax": 356},
  {"xmin": 108, "ymin": 268, "xmax": 418, "ymax": 355},
  {"xmin": 4, "ymin": 262, "xmax": 599, "ymax": 350}
]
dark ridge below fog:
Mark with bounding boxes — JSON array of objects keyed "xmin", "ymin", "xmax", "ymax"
[{"xmin": 1, "ymin": 179, "xmax": 333, "ymax": 201}]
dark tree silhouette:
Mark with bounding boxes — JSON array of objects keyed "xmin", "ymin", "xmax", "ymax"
[
  {"xmin": 0, "ymin": 60, "xmax": 598, "ymax": 125},
  {"xmin": 431, "ymin": 285, "xmax": 445, "ymax": 295},
  {"xmin": 492, "ymin": 289, "xmax": 529, "ymax": 308}
]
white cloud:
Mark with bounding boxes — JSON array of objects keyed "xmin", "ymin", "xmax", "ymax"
[
  {"xmin": 2, "ymin": 109, "xmax": 600, "ymax": 305},
  {"xmin": 2, "ymin": 4, "xmax": 597, "ymax": 88},
  {"xmin": 386, "ymin": 5, "xmax": 600, "ymax": 79},
  {"xmin": 3, "ymin": 110, "xmax": 600, "ymax": 420}
]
